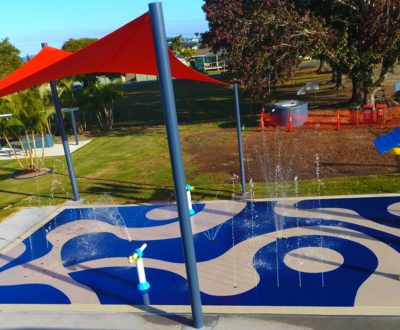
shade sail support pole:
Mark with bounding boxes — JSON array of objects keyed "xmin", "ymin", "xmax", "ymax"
[
  {"xmin": 233, "ymin": 83, "xmax": 246, "ymax": 194},
  {"xmin": 42, "ymin": 43, "xmax": 80, "ymax": 202},
  {"xmin": 148, "ymin": 3, "xmax": 204, "ymax": 329}
]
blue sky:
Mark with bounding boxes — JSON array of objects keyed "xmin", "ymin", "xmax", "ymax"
[{"xmin": 0, "ymin": 0, "xmax": 209, "ymax": 56}]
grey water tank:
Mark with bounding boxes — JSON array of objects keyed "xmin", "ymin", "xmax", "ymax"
[{"xmin": 270, "ymin": 100, "xmax": 308, "ymax": 127}]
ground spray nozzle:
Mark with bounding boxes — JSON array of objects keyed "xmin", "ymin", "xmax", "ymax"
[
  {"xmin": 128, "ymin": 243, "xmax": 150, "ymax": 291},
  {"xmin": 128, "ymin": 243, "xmax": 147, "ymax": 264}
]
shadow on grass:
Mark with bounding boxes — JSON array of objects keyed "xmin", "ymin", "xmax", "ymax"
[
  {"xmin": 0, "ymin": 174, "xmax": 13, "ymax": 181},
  {"xmin": 53, "ymin": 172, "xmax": 232, "ymax": 196},
  {"xmin": 0, "ymin": 188, "xmax": 70, "ymax": 201},
  {"xmin": 84, "ymin": 181, "xmax": 231, "ymax": 203},
  {"xmin": 0, "ymin": 165, "xmax": 19, "ymax": 171},
  {"xmin": 218, "ymin": 116, "xmax": 259, "ymax": 129},
  {"xmin": 86, "ymin": 127, "xmax": 157, "ymax": 138}
]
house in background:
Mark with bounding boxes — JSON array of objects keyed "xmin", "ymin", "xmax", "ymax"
[
  {"xmin": 191, "ymin": 48, "xmax": 226, "ymax": 72},
  {"xmin": 184, "ymin": 37, "xmax": 201, "ymax": 50}
]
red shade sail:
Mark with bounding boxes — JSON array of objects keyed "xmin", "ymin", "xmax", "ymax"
[
  {"xmin": 0, "ymin": 12, "xmax": 228, "ymax": 97},
  {"xmin": 0, "ymin": 47, "xmax": 72, "ymax": 91}
]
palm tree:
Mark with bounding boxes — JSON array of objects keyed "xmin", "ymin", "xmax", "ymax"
[
  {"xmin": 80, "ymin": 83, "xmax": 123, "ymax": 131},
  {"xmin": 0, "ymin": 85, "xmax": 54, "ymax": 171},
  {"xmin": 0, "ymin": 95, "xmax": 26, "ymax": 168}
]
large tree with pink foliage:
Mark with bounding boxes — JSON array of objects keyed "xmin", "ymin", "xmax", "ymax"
[
  {"xmin": 202, "ymin": 0, "xmax": 327, "ymax": 98},
  {"xmin": 297, "ymin": 0, "xmax": 400, "ymax": 103},
  {"xmin": 203, "ymin": 0, "xmax": 400, "ymax": 104}
]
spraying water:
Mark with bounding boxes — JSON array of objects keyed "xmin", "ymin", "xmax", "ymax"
[
  {"xmin": 88, "ymin": 193, "xmax": 132, "ymax": 242},
  {"xmin": 231, "ymin": 174, "xmax": 239, "ymax": 288},
  {"xmin": 48, "ymin": 159, "xmax": 68, "ymax": 205},
  {"xmin": 294, "ymin": 175, "xmax": 302, "ymax": 287},
  {"xmin": 315, "ymin": 152, "xmax": 325, "ymax": 287}
]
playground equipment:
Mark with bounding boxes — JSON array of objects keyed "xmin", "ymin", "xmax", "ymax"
[
  {"xmin": 390, "ymin": 148, "xmax": 400, "ymax": 155},
  {"xmin": 373, "ymin": 127, "xmax": 400, "ymax": 155},
  {"xmin": 186, "ymin": 184, "xmax": 195, "ymax": 216},
  {"xmin": 128, "ymin": 243, "xmax": 150, "ymax": 291},
  {"xmin": 270, "ymin": 100, "xmax": 308, "ymax": 128}
]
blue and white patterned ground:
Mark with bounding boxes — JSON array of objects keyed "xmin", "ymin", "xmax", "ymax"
[{"xmin": 0, "ymin": 196, "xmax": 400, "ymax": 312}]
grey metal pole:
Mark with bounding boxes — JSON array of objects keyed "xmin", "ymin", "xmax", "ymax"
[
  {"xmin": 148, "ymin": 3, "xmax": 204, "ymax": 329},
  {"xmin": 233, "ymin": 83, "xmax": 246, "ymax": 194},
  {"xmin": 42, "ymin": 43, "xmax": 80, "ymax": 201},
  {"xmin": 70, "ymin": 111, "xmax": 79, "ymax": 145}
]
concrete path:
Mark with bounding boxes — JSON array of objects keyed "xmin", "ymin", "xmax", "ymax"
[
  {"xmin": 0, "ymin": 206, "xmax": 59, "ymax": 251},
  {"xmin": 0, "ymin": 140, "xmax": 91, "ymax": 161},
  {"xmin": 0, "ymin": 312, "xmax": 399, "ymax": 329},
  {"xmin": 0, "ymin": 199, "xmax": 83, "ymax": 250}
]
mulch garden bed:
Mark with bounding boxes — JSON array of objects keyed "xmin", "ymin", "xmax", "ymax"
[{"xmin": 184, "ymin": 126, "xmax": 400, "ymax": 182}]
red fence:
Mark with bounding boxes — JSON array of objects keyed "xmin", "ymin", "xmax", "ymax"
[{"xmin": 262, "ymin": 105, "xmax": 400, "ymax": 130}]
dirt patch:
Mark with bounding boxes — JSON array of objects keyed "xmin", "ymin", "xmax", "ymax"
[
  {"xmin": 184, "ymin": 127, "xmax": 400, "ymax": 183},
  {"xmin": 12, "ymin": 167, "xmax": 54, "ymax": 180}
]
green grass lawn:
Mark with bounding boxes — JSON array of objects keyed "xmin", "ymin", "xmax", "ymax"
[
  {"xmin": 1, "ymin": 122, "xmax": 400, "ymax": 222},
  {"xmin": 1, "ymin": 65, "xmax": 399, "ymax": 221}
]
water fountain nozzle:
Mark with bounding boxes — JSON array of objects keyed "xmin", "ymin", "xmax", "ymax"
[
  {"xmin": 128, "ymin": 243, "xmax": 150, "ymax": 291},
  {"xmin": 128, "ymin": 243, "xmax": 147, "ymax": 264},
  {"xmin": 186, "ymin": 184, "xmax": 196, "ymax": 216}
]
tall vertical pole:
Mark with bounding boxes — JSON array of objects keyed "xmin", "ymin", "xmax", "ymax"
[
  {"xmin": 148, "ymin": 3, "xmax": 203, "ymax": 329},
  {"xmin": 70, "ymin": 110, "xmax": 79, "ymax": 145},
  {"xmin": 42, "ymin": 43, "xmax": 80, "ymax": 201},
  {"xmin": 233, "ymin": 84, "xmax": 246, "ymax": 194}
]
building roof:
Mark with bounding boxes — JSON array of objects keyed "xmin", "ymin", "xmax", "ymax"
[{"xmin": 195, "ymin": 48, "xmax": 212, "ymax": 56}]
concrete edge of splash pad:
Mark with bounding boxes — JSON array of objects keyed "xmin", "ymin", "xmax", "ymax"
[
  {"xmin": 0, "ymin": 313, "xmax": 399, "ymax": 330},
  {"xmin": 0, "ymin": 303, "xmax": 400, "ymax": 316},
  {"xmin": 0, "ymin": 199, "xmax": 83, "ymax": 251}
]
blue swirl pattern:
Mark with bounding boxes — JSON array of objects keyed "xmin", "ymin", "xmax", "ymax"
[{"xmin": 0, "ymin": 196, "xmax": 399, "ymax": 306}]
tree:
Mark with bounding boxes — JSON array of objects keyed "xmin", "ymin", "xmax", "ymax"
[
  {"xmin": 168, "ymin": 35, "xmax": 196, "ymax": 60},
  {"xmin": 0, "ymin": 38, "xmax": 23, "ymax": 79},
  {"xmin": 78, "ymin": 83, "xmax": 123, "ymax": 131},
  {"xmin": 324, "ymin": 1, "xmax": 400, "ymax": 104},
  {"xmin": 203, "ymin": 0, "xmax": 327, "ymax": 98},
  {"xmin": 168, "ymin": 35, "xmax": 185, "ymax": 55},
  {"xmin": 292, "ymin": 1, "xmax": 400, "ymax": 104},
  {"xmin": 62, "ymin": 38, "xmax": 97, "ymax": 53},
  {"xmin": 180, "ymin": 48, "xmax": 196, "ymax": 60},
  {"xmin": 62, "ymin": 38, "xmax": 121, "ymax": 87},
  {"xmin": 204, "ymin": 1, "xmax": 400, "ymax": 103},
  {"xmin": 0, "ymin": 85, "xmax": 54, "ymax": 171}
]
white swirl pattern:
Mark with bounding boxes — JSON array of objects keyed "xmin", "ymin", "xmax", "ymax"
[{"xmin": 0, "ymin": 198, "xmax": 400, "ymax": 307}]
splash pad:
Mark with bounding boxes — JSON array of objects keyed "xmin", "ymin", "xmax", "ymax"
[{"xmin": 1, "ymin": 195, "xmax": 400, "ymax": 315}]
